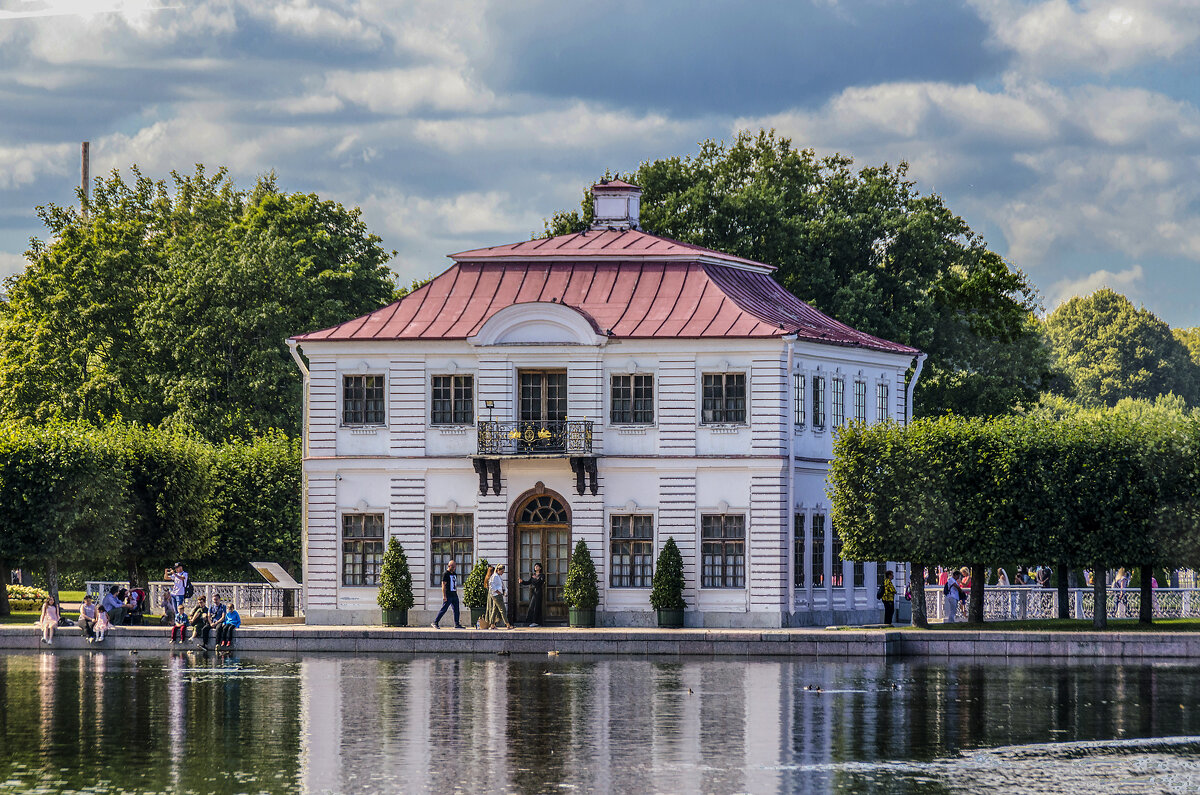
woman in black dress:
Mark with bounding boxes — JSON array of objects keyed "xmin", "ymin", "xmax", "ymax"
[{"xmin": 520, "ymin": 563, "xmax": 545, "ymax": 626}]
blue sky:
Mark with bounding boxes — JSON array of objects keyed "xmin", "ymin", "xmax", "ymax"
[{"xmin": 1, "ymin": 0, "xmax": 1198, "ymax": 327}]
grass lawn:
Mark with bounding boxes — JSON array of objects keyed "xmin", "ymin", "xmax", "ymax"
[
  {"xmin": 59, "ymin": 590, "xmax": 86, "ymax": 603},
  {"xmin": 846, "ymin": 618, "xmax": 1200, "ymax": 632},
  {"xmin": 0, "ymin": 611, "xmax": 40, "ymax": 625}
]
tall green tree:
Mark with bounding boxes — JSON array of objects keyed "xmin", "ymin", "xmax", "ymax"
[
  {"xmin": 1045, "ymin": 289, "xmax": 1200, "ymax": 407},
  {"xmin": 0, "ymin": 422, "xmax": 129, "ymax": 611},
  {"xmin": 101, "ymin": 423, "xmax": 218, "ymax": 591},
  {"xmin": 211, "ymin": 430, "xmax": 302, "ymax": 578},
  {"xmin": 546, "ymin": 130, "xmax": 1054, "ymax": 416},
  {"xmin": 0, "ymin": 166, "xmax": 397, "ymax": 439}
]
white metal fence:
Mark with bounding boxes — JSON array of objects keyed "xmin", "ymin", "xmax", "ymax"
[
  {"xmin": 923, "ymin": 586, "xmax": 1200, "ymax": 621},
  {"xmin": 85, "ymin": 581, "xmax": 299, "ymax": 618}
]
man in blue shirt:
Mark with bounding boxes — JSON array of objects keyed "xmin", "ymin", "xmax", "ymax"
[{"xmin": 100, "ymin": 586, "xmax": 126, "ymax": 626}]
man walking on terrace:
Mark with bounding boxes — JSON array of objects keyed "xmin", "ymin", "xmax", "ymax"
[{"xmin": 432, "ymin": 559, "xmax": 465, "ymax": 629}]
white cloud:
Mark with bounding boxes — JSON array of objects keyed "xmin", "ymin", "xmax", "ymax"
[
  {"xmin": 971, "ymin": 0, "xmax": 1200, "ymax": 74},
  {"xmin": 0, "ymin": 251, "xmax": 28, "ymax": 281},
  {"xmin": 1050, "ymin": 264, "xmax": 1145, "ymax": 307},
  {"xmin": 324, "ymin": 66, "xmax": 495, "ymax": 115},
  {"xmin": 0, "ymin": 141, "xmax": 75, "ymax": 189}
]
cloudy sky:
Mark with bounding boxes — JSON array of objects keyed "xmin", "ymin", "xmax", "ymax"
[{"xmin": 1, "ymin": 0, "xmax": 1198, "ymax": 327}]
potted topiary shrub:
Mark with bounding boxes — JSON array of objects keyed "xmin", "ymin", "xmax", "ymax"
[
  {"xmin": 563, "ymin": 539, "xmax": 599, "ymax": 627},
  {"xmin": 650, "ymin": 537, "xmax": 686, "ymax": 627},
  {"xmin": 377, "ymin": 538, "xmax": 414, "ymax": 626},
  {"xmin": 462, "ymin": 557, "xmax": 490, "ymax": 627}
]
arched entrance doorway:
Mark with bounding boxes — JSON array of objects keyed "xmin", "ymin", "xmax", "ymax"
[{"xmin": 509, "ymin": 488, "xmax": 571, "ymax": 624}]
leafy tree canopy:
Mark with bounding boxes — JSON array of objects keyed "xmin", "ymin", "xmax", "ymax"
[
  {"xmin": 546, "ymin": 130, "xmax": 1053, "ymax": 416},
  {"xmin": 1045, "ymin": 288, "xmax": 1200, "ymax": 407},
  {"xmin": 0, "ymin": 166, "xmax": 397, "ymax": 440}
]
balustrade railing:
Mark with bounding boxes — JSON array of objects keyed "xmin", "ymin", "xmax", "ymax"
[
  {"xmin": 922, "ymin": 586, "xmax": 1200, "ymax": 621},
  {"xmin": 477, "ymin": 420, "xmax": 593, "ymax": 456},
  {"xmin": 86, "ymin": 581, "xmax": 298, "ymax": 618}
]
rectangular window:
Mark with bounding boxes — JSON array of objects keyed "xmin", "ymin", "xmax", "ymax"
[
  {"xmin": 832, "ymin": 378, "xmax": 846, "ymax": 428},
  {"xmin": 794, "ymin": 373, "xmax": 806, "ymax": 426},
  {"xmin": 430, "ymin": 514, "xmax": 473, "ymax": 586},
  {"xmin": 701, "ymin": 373, "xmax": 747, "ymax": 424},
  {"xmin": 831, "ymin": 522, "xmax": 844, "ymax": 587},
  {"xmin": 431, "ymin": 375, "xmax": 474, "ymax": 425},
  {"xmin": 876, "ymin": 382, "xmax": 889, "ymax": 421},
  {"xmin": 343, "ymin": 375, "xmax": 385, "ymax": 425},
  {"xmin": 701, "ymin": 514, "xmax": 746, "ymax": 588},
  {"xmin": 793, "ymin": 514, "xmax": 805, "ymax": 588},
  {"xmin": 342, "ymin": 513, "xmax": 384, "ymax": 586},
  {"xmin": 854, "ymin": 381, "xmax": 867, "ymax": 423},
  {"xmin": 610, "ymin": 374, "xmax": 654, "ymax": 424},
  {"xmin": 853, "ymin": 560, "xmax": 865, "ymax": 589},
  {"xmin": 811, "ymin": 376, "xmax": 826, "ymax": 429},
  {"xmin": 610, "ymin": 515, "xmax": 654, "ymax": 587},
  {"xmin": 901, "ymin": 386, "xmax": 908, "ymax": 426},
  {"xmin": 811, "ymin": 514, "xmax": 825, "ymax": 587}
]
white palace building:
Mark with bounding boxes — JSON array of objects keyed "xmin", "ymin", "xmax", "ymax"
[{"xmin": 288, "ymin": 180, "xmax": 924, "ymax": 627}]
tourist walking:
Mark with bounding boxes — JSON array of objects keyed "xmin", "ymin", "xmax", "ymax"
[
  {"xmin": 520, "ymin": 563, "xmax": 545, "ymax": 627},
  {"xmin": 38, "ymin": 597, "xmax": 59, "ymax": 644},
  {"xmin": 77, "ymin": 595, "xmax": 97, "ymax": 641},
  {"xmin": 431, "ymin": 559, "xmax": 464, "ymax": 629},
  {"xmin": 488, "ymin": 565, "xmax": 512, "ymax": 629},
  {"xmin": 94, "ymin": 607, "xmax": 111, "ymax": 642},
  {"xmin": 879, "ymin": 570, "xmax": 896, "ymax": 625},
  {"xmin": 216, "ymin": 603, "xmax": 240, "ymax": 648},
  {"xmin": 189, "ymin": 595, "xmax": 212, "ymax": 647},
  {"xmin": 101, "ymin": 586, "xmax": 127, "ymax": 627},
  {"xmin": 481, "ymin": 564, "xmax": 496, "ymax": 627},
  {"xmin": 165, "ymin": 562, "xmax": 190, "ymax": 613}
]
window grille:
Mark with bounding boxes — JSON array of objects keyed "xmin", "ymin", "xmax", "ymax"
[
  {"xmin": 701, "ymin": 514, "xmax": 745, "ymax": 588},
  {"xmin": 431, "ymin": 375, "xmax": 474, "ymax": 425},
  {"xmin": 610, "ymin": 515, "xmax": 654, "ymax": 587},
  {"xmin": 343, "ymin": 375, "xmax": 385, "ymax": 425},
  {"xmin": 342, "ymin": 513, "xmax": 384, "ymax": 586},
  {"xmin": 610, "ymin": 374, "xmax": 654, "ymax": 424},
  {"xmin": 701, "ymin": 373, "xmax": 747, "ymax": 424},
  {"xmin": 430, "ymin": 514, "xmax": 473, "ymax": 586}
]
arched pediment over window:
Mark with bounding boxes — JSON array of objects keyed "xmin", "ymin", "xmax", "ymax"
[{"xmin": 468, "ymin": 302, "xmax": 608, "ymax": 347}]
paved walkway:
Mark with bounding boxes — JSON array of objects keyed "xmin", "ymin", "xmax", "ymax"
[{"xmin": 3, "ymin": 624, "xmax": 1199, "ymax": 659}]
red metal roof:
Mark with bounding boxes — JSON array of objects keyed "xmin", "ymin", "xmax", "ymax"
[
  {"xmin": 592, "ymin": 178, "xmax": 640, "ymax": 192},
  {"xmin": 293, "ymin": 258, "xmax": 918, "ymax": 354},
  {"xmin": 450, "ymin": 228, "xmax": 774, "ymax": 271}
]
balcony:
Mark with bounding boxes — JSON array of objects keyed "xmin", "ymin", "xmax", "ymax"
[{"xmin": 477, "ymin": 420, "xmax": 593, "ymax": 457}]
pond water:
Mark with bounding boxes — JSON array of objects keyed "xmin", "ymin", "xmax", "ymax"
[{"xmin": 2, "ymin": 650, "xmax": 1200, "ymax": 794}]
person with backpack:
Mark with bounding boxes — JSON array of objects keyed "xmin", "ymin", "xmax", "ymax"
[
  {"xmin": 165, "ymin": 562, "xmax": 191, "ymax": 613},
  {"xmin": 877, "ymin": 570, "xmax": 896, "ymax": 625}
]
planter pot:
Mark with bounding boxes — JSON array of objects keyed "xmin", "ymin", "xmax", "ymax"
[
  {"xmin": 568, "ymin": 607, "xmax": 596, "ymax": 628},
  {"xmin": 469, "ymin": 606, "xmax": 486, "ymax": 627},
  {"xmin": 656, "ymin": 609, "xmax": 685, "ymax": 628},
  {"xmin": 382, "ymin": 608, "xmax": 408, "ymax": 627}
]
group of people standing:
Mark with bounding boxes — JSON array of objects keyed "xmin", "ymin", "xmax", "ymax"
[{"xmin": 431, "ymin": 560, "xmax": 546, "ymax": 629}]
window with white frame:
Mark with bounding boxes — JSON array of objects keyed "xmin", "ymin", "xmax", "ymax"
[
  {"xmin": 876, "ymin": 382, "xmax": 889, "ymax": 421},
  {"xmin": 701, "ymin": 514, "xmax": 745, "ymax": 588},
  {"xmin": 794, "ymin": 373, "xmax": 806, "ymax": 426},
  {"xmin": 343, "ymin": 375, "xmax": 385, "ymax": 425},
  {"xmin": 701, "ymin": 373, "xmax": 746, "ymax": 424},
  {"xmin": 430, "ymin": 514, "xmax": 473, "ymax": 585},
  {"xmin": 854, "ymin": 381, "xmax": 867, "ymax": 423},
  {"xmin": 793, "ymin": 514, "xmax": 805, "ymax": 587},
  {"xmin": 610, "ymin": 374, "xmax": 654, "ymax": 424},
  {"xmin": 832, "ymin": 378, "xmax": 846, "ymax": 428},
  {"xmin": 831, "ymin": 522, "xmax": 845, "ymax": 587},
  {"xmin": 431, "ymin": 375, "xmax": 473, "ymax": 425},
  {"xmin": 811, "ymin": 513, "xmax": 825, "ymax": 586},
  {"xmin": 811, "ymin": 376, "xmax": 826, "ymax": 429},
  {"xmin": 342, "ymin": 513, "xmax": 384, "ymax": 586},
  {"xmin": 900, "ymin": 386, "xmax": 908, "ymax": 425},
  {"xmin": 610, "ymin": 515, "xmax": 654, "ymax": 587}
]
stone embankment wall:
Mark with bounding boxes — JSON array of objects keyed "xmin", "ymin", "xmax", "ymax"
[{"xmin": 2, "ymin": 626, "xmax": 1199, "ymax": 658}]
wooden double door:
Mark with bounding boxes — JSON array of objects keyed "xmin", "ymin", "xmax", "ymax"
[{"xmin": 511, "ymin": 493, "xmax": 571, "ymax": 624}]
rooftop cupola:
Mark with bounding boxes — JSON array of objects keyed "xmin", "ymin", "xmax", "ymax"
[{"xmin": 590, "ymin": 179, "xmax": 641, "ymax": 230}]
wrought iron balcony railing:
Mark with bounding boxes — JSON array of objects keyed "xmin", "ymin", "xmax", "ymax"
[{"xmin": 477, "ymin": 420, "xmax": 593, "ymax": 456}]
